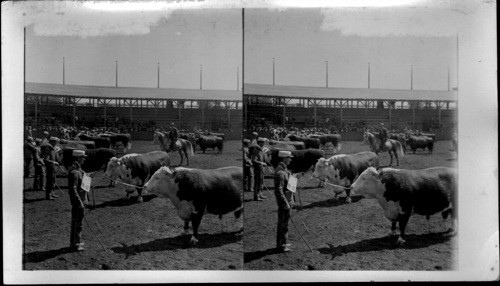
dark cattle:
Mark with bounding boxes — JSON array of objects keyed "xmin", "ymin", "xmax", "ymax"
[
  {"xmin": 60, "ymin": 148, "xmax": 116, "ymax": 173},
  {"xmin": 407, "ymin": 135, "xmax": 434, "ymax": 154},
  {"xmin": 268, "ymin": 140, "xmax": 305, "ymax": 150},
  {"xmin": 143, "ymin": 166, "xmax": 243, "ymax": 245},
  {"xmin": 208, "ymin": 132, "xmax": 226, "ymax": 142},
  {"xmin": 105, "ymin": 151, "xmax": 170, "ymax": 202},
  {"xmin": 351, "ymin": 167, "xmax": 457, "ymax": 245},
  {"xmin": 60, "ymin": 139, "xmax": 96, "ymax": 149},
  {"xmin": 313, "ymin": 151, "xmax": 379, "ymax": 203},
  {"xmin": 196, "ymin": 136, "xmax": 224, "ymax": 153},
  {"xmin": 286, "ymin": 134, "xmax": 321, "ymax": 149},
  {"xmin": 318, "ymin": 134, "xmax": 342, "ymax": 151},
  {"xmin": 107, "ymin": 134, "xmax": 132, "ymax": 152},
  {"xmin": 268, "ymin": 149, "xmax": 325, "ymax": 174},
  {"xmin": 77, "ymin": 134, "xmax": 111, "ymax": 149}
]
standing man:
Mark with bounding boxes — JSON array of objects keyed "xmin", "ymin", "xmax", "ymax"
[
  {"xmin": 67, "ymin": 149, "xmax": 88, "ymax": 252},
  {"xmin": 32, "ymin": 138, "xmax": 46, "ymax": 192},
  {"xmin": 169, "ymin": 123, "xmax": 179, "ymax": 151},
  {"xmin": 42, "ymin": 137, "xmax": 60, "ymax": 200},
  {"xmin": 243, "ymin": 139, "xmax": 254, "ymax": 193},
  {"xmin": 274, "ymin": 150, "xmax": 294, "ymax": 252},
  {"xmin": 251, "ymin": 132, "xmax": 258, "ymax": 146},
  {"xmin": 251, "ymin": 137, "xmax": 267, "ymax": 201},
  {"xmin": 24, "ymin": 137, "xmax": 35, "ymax": 178}
]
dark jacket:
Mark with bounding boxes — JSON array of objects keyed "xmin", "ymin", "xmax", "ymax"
[
  {"xmin": 68, "ymin": 161, "xmax": 88, "ymax": 208},
  {"xmin": 274, "ymin": 162, "xmax": 294, "ymax": 209},
  {"xmin": 251, "ymin": 144, "xmax": 266, "ymax": 170}
]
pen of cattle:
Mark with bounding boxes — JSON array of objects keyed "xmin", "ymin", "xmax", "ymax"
[
  {"xmin": 244, "ymin": 140, "xmax": 458, "ymax": 271},
  {"xmin": 23, "ymin": 140, "xmax": 244, "ymax": 270}
]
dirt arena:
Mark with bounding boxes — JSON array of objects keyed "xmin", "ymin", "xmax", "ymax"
[
  {"xmin": 23, "ymin": 140, "xmax": 244, "ymax": 270},
  {"xmin": 244, "ymin": 140, "xmax": 458, "ymax": 270}
]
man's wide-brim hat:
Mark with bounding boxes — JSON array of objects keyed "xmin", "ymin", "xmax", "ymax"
[
  {"xmin": 49, "ymin": 136, "xmax": 60, "ymax": 142},
  {"xmin": 72, "ymin": 150, "xmax": 87, "ymax": 157},
  {"xmin": 278, "ymin": 150, "xmax": 293, "ymax": 158},
  {"xmin": 243, "ymin": 139, "xmax": 250, "ymax": 144},
  {"xmin": 252, "ymin": 132, "xmax": 258, "ymax": 136},
  {"xmin": 43, "ymin": 131, "xmax": 49, "ymax": 135},
  {"xmin": 257, "ymin": 137, "xmax": 266, "ymax": 143}
]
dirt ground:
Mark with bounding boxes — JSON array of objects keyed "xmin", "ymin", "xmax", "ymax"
[
  {"xmin": 244, "ymin": 140, "xmax": 458, "ymax": 271},
  {"xmin": 22, "ymin": 140, "xmax": 244, "ymax": 270}
]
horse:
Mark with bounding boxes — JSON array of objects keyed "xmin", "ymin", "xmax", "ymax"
[
  {"xmin": 155, "ymin": 131, "xmax": 194, "ymax": 166},
  {"xmin": 363, "ymin": 131, "xmax": 404, "ymax": 166}
]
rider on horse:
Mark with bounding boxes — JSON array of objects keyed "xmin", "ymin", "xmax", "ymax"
[
  {"xmin": 378, "ymin": 123, "xmax": 388, "ymax": 146},
  {"xmin": 169, "ymin": 123, "xmax": 179, "ymax": 150}
]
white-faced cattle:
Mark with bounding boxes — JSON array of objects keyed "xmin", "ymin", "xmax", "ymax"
[
  {"xmin": 142, "ymin": 166, "xmax": 243, "ymax": 245},
  {"xmin": 312, "ymin": 151, "xmax": 379, "ymax": 203},
  {"xmin": 350, "ymin": 166, "xmax": 457, "ymax": 245},
  {"xmin": 104, "ymin": 151, "xmax": 170, "ymax": 202}
]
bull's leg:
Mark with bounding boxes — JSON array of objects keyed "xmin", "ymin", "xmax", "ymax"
[
  {"xmin": 190, "ymin": 210, "xmax": 205, "ymax": 245},
  {"xmin": 136, "ymin": 187, "xmax": 143, "ymax": 203},
  {"xmin": 345, "ymin": 189, "xmax": 352, "ymax": 204},
  {"xmin": 394, "ymin": 151, "xmax": 399, "ymax": 166},
  {"xmin": 388, "ymin": 151, "xmax": 394, "ymax": 166},
  {"xmin": 178, "ymin": 150, "xmax": 183, "ymax": 166},
  {"xmin": 396, "ymin": 212, "xmax": 411, "ymax": 245},
  {"xmin": 182, "ymin": 220, "xmax": 190, "ymax": 236},
  {"xmin": 390, "ymin": 221, "xmax": 398, "ymax": 236}
]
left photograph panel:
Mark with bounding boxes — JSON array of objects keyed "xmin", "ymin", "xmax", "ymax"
[{"xmin": 23, "ymin": 5, "xmax": 243, "ymax": 270}]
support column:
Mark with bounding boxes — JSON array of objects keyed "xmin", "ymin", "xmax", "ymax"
[
  {"xmin": 412, "ymin": 101, "xmax": 416, "ymax": 127},
  {"xmin": 202, "ymin": 105, "xmax": 205, "ymax": 130},
  {"xmin": 35, "ymin": 96, "xmax": 38, "ymax": 127},
  {"xmin": 438, "ymin": 102, "xmax": 442, "ymax": 125},
  {"xmin": 313, "ymin": 99, "xmax": 317, "ymax": 129},
  {"xmin": 282, "ymin": 100, "xmax": 286, "ymax": 128},
  {"xmin": 129, "ymin": 100, "xmax": 133, "ymax": 128},
  {"xmin": 388, "ymin": 101, "xmax": 392, "ymax": 127},
  {"xmin": 178, "ymin": 104, "xmax": 181, "ymax": 129},
  {"xmin": 340, "ymin": 100, "xmax": 343, "ymax": 129},
  {"xmin": 73, "ymin": 103, "xmax": 76, "ymax": 126}
]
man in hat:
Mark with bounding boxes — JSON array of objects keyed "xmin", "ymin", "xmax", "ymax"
[
  {"xmin": 274, "ymin": 150, "xmax": 294, "ymax": 252},
  {"xmin": 67, "ymin": 149, "xmax": 88, "ymax": 251},
  {"xmin": 32, "ymin": 138, "xmax": 46, "ymax": 192},
  {"xmin": 169, "ymin": 123, "xmax": 179, "ymax": 151},
  {"xmin": 251, "ymin": 132, "xmax": 259, "ymax": 146},
  {"xmin": 378, "ymin": 122, "xmax": 388, "ymax": 146},
  {"xmin": 251, "ymin": 137, "xmax": 267, "ymax": 201},
  {"xmin": 243, "ymin": 139, "xmax": 254, "ymax": 193},
  {"xmin": 42, "ymin": 137, "xmax": 60, "ymax": 200},
  {"xmin": 42, "ymin": 131, "xmax": 50, "ymax": 145}
]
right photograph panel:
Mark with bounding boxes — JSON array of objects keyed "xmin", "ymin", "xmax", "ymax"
[{"xmin": 243, "ymin": 7, "xmax": 458, "ymax": 271}]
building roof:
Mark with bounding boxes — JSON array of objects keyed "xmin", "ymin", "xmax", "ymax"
[
  {"xmin": 25, "ymin": 82, "xmax": 241, "ymax": 102},
  {"xmin": 244, "ymin": 83, "xmax": 457, "ymax": 102}
]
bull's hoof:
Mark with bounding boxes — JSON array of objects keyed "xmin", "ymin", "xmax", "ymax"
[
  {"xmin": 396, "ymin": 237, "xmax": 406, "ymax": 245},
  {"xmin": 137, "ymin": 196, "xmax": 143, "ymax": 203},
  {"xmin": 181, "ymin": 229, "xmax": 190, "ymax": 236},
  {"xmin": 389, "ymin": 230, "xmax": 397, "ymax": 236},
  {"xmin": 345, "ymin": 197, "xmax": 352, "ymax": 204},
  {"xmin": 189, "ymin": 236, "xmax": 199, "ymax": 245}
]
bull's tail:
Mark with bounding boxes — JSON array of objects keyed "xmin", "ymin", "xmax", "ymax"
[
  {"xmin": 185, "ymin": 140, "xmax": 195, "ymax": 157},
  {"xmin": 394, "ymin": 140, "xmax": 404, "ymax": 158}
]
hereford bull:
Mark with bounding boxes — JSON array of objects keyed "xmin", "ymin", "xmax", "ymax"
[
  {"xmin": 104, "ymin": 151, "xmax": 170, "ymax": 202},
  {"xmin": 350, "ymin": 166, "xmax": 457, "ymax": 245},
  {"xmin": 196, "ymin": 136, "xmax": 224, "ymax": 154},
  {"xmin": 268, "ymin": 149, "xmax": 325, "ymax": 175},
  {"xmin": 142, "ymin": 166, "xmax": 243, "ymax": 245},
  {"xmin": 312, "ymin": 151, "xmax": 379, "ymax": 203}
]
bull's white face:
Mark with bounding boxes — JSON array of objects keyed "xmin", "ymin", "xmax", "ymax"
[
  {"xmin": 143, "ymin": 166, "xmax": 180, "ymax": 203},
  {"xmin": 350, "ymin": 167, "xmax": 383, "ymax": 198},
  {"xmin": 313, "ymin": 156, "xmax": 350, "ymax": 193},
  {"xmin": 312, "ymin": 157, "xmax": 329, "ymax": 180},
  {"xmin": 104, "ymin": 157, "xmax": 136, "ymax": 189},
  {"xmin": 351, "ymin": 167, "xmax": 402, "ymax": 222}
]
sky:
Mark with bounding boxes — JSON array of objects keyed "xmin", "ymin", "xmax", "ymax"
[
  {"xmin": 25, "ymin": 4, "xmax": 242, "ymax": 90},
  {"xmin": 244, "ymin": 5, "xmax": 474, "ymax": 91}
]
